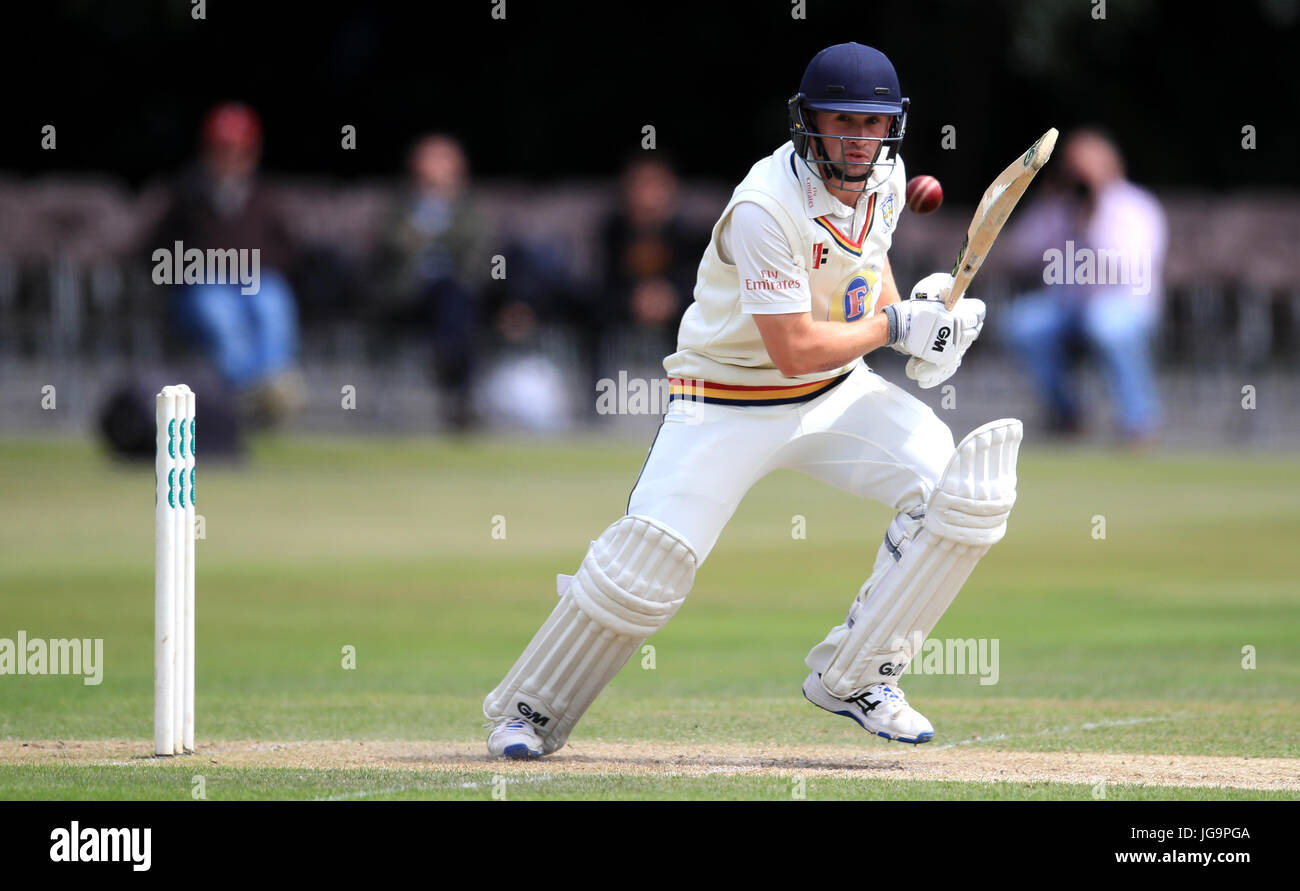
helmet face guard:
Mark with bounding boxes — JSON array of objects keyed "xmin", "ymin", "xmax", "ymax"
[{"xmin": 788, "ymin": 94, "xmax": 909, "ymax": 193}]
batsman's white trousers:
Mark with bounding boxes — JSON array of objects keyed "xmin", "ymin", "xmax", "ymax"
[
  {"xmin": 485, "ymin": 359, "xmax": 962, "ymax": 751},
  {"xmin": 629, "ymin": 360, "xmax": 955, "ymax": 564}
]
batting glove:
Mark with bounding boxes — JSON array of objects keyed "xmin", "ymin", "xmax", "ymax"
[
  {"xmin": 901, "ymin": 294, "xmax": 987, "ymax": 389},
  {"xmin": 884, "ymin": 288, "xmax": 964, "ymax": 365},
  {"xmin": 905, "ymin": 355, "xmax": 959, "ymax": 389},
  {"xmin": 886, "ymin": 273, "xmax": 988, "ymax": 388},
  {"xmin": 952, "ymin": 297, "xmax": 987, "ymax": 355},
  {"xmin": 909, "ymin": 271, "xmax": 955, "ymax": 303},
  {"xmin": 905, "ymin": 272, "xmax": 986, "ymax": 354}
]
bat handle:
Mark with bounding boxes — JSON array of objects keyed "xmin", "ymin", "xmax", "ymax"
[{"xmin": 944, "ymin": 283, "xmax": 967, "ymax": 311}]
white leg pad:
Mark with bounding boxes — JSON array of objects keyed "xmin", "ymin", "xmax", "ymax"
[
  {"xmin": 483, "ymin": 514, "xmax": 697, "ymax": 754},
  {"xmin": 818, "ymin": 419, "xmax": 1022, "ymax": 699}
]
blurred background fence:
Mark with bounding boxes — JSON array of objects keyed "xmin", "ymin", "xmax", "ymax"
[{"xmin": 3, "ymin": 174, "xmax": 1299, "ymax": 444}]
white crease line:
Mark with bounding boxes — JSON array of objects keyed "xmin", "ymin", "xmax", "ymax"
[
  {"xmin": 316, "ymin": 784, "xmax": 429, "ymax": 801},
  {"xmin": 314, "ymin": 773, "xmax": 555, "ymax": 801},
  {"xmin": 697, "ymin": 766, "xmax": 749, "ymax": 776},
  {"xmin": 69, "ymin": 716, "xmax": 1185, "ymax": 774},
  {"xmin": 930, "ymin": 715, "xmax": 1177, "ymax": 751}
]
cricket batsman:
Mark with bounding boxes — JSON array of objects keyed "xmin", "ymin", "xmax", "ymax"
[{"xmin": 483, "ymin": 42, "xmax": 1022, "ymax": 757}]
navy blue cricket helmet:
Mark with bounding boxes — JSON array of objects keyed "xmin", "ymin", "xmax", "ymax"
[{"xmin": 788, "ymin": 43, "xmax": 909, "ymax": 192}]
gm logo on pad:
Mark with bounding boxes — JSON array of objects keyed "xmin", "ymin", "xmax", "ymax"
[{"xmin": 516, "ymin": 702, "xmax": 551, "ymax": 727}]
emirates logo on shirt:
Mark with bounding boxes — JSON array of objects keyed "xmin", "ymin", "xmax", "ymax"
[
  {"xmin": 745, "ymin": 269, "xmax": 803, "ymax": 291},
  {"xmin": 812, "ymin": 243, "xmax": 829, "ymax": 269}
]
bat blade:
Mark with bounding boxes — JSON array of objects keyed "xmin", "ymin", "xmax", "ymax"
[{"xmin": 944, "ymin": 127, "xmax": 1058, "ymax": 310}]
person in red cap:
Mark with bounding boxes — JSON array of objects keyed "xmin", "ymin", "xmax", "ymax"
[{"xmin": 151, "ymin": 101, "xmax": 304, "ymax": 425}]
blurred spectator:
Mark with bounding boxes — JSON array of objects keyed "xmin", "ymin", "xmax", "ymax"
[
  {"xmin": 1003, "ymin": 128, "xmax": 1167, "ymax": 443},
  {"xmin": 484, "ymin": 237, "xmax": 581, "ymax": 345},
  {"xmin": 596, "ymin": 157, "xmax": 705, "ymax": 367},
  {"xmin": 151, "ymin": 102, "xmax": 305, "ymax": 426},
  {"xmin": 478, "ymin": 237, "xmax": 594, "ymax": 431},
  {"xmin": 374, "ymin": 134, "xmax": 490, "ymax": 429}
]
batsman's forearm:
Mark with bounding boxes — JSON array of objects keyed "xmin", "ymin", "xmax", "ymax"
[
  {"xmin": 878, "ymin": 255, "xmax": 902, "ymax": 310},
  {"xmin": 792, "ymin": 314, "xmax": 891, "ymax": 374}
]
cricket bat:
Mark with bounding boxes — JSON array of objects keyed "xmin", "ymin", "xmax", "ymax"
[{"xmin": 944, "ymin": 127, "xmax": 1058, "ymax": 310}]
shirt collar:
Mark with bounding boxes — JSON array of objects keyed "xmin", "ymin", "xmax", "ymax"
[{"xmin": 792, "ymin": 150, "xmax": 881, "ymax": 219}]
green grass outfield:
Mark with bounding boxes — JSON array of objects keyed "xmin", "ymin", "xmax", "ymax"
[{"xmin": 1, "ymin": 433, "xmax": 1297, "ymax": 800}]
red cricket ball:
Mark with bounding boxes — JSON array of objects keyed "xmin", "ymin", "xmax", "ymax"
[{"xmin": 906, "ymin": 175, "xmax": 943, "ymax": 214}]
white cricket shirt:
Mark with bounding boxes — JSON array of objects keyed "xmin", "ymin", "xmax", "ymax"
[{"xmin": 665, "ymin": 141, "xmax": 906, "ymax": 387}]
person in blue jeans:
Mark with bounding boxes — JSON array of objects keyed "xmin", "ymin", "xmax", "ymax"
[
  {"xmin": 1003, "ymin": 129, "xmax": 1167, "ymax": 442},
  {"xmin": 1008, "ymin": 283, "xmax": 1161, "ymax": 438},
  {"xmin": 153, "ymin": 102, "xmax": 304, "ymax": 424},
  {"xmin": 169, "ymin": 267, "xmax": 298, "ymax": 389}
]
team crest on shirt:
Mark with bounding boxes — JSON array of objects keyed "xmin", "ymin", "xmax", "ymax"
[
  {"xmin": 831, "ymin": 269, "xmax": 879, "ymax": 322},
  {"xmin": 880, "ymin": 193, "xmax": 896, "ymax": 231}
]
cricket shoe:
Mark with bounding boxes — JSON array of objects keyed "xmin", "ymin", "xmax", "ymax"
[
  {"xmin": 486, "ymin": 717, "xmax": 545, "ymax": 759},
  {"xmin": 802, "ymin": 672, "xmax": 934, "ymax": 744}
]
